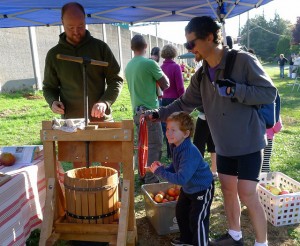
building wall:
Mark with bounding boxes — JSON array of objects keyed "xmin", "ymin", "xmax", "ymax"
[
  {"xmin": 0, "ymin": 24, "xmax": 184, "ymax": 92},
  {"xmin": 0, "ymin": 28, "xmax": 35, "ymax": 91}
]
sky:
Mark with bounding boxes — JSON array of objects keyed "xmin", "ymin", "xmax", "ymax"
[{"xmin": 130, "ymin": 0, "xmax": 299, "ymax": 45}]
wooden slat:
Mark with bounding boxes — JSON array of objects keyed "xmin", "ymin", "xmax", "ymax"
[
  {"xmin": 116, "ymin": 180, "xmax": 130, "ymax": 246},
  {"xmin": 58, "ymin": 141, "xmax": 123, "ymax": 162},
  {"xmin": 106, "ymin": 172, "xmax": 118, "ymax": 224},
  {"xmin": 41, "ymin": 128, "xmax": 132, "ymax": 142},
  {"xmin": 75, "ymin": 178, "xmax": 82, "ymax": 224},
  {"xmin": 95, "ymin": 174, "xmax": 103, "ymax": 224},
  {"xmin": 81, "ymin": 179, "xmax": 89, "ymax": 224},
  {"xmin": 57, "ymin": 178, "xmax": 66, "ymax": 218},
  {"xmin": 64, "ymin": 173, "xmax": 71, "ymax": 222},
  {"xmin": 69, "ymin": 171, "xmax": 77, "ymax": 223},
  {"xmin": 54, "ymin": 222, "xmax": 118, "ymax": 233},
  {"xmin": 102, "ymin": 174, "xmax": 110, "ymax": 224},
  {"xmin": 39, "ymin": 178, "xmax": 56, "ymax": 246},
  {"xmin": 121, "ymin": 120, "xmax": 135, "ymax": 231},
  {"xmin": 42, "ymin": 121, "xmax": 53, "ymax": 130},
  {"xmin": 88, "ymin": 178, "xmax": 96, "ymax": 224},
  {"xmin": 59, "ymin": 233, "xmax": 116, "ymax": 242},
  {"xmin": 91, "ymin": 122, "xmax": 122, "ymax": 128}
]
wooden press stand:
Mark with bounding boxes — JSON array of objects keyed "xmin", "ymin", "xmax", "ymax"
[{"xmin": 39, "ymin": 120, "xmax": 137, "ymax": 246}]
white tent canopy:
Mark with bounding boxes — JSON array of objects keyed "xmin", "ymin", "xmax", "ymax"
[{"xmin": 0, "ymin": 0, "xmax": 274, "ymax": 28}]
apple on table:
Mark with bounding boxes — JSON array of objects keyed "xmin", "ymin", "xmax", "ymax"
[{"xmin": 0, "ymin": 152, "xmax": 16, "ymax": 166}]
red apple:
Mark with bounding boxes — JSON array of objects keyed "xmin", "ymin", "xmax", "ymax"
[
  {"xmin": 0, "ymin": 152, "xmax": 16, "ymax": 166},
  {"xmin": 174, "ymin": 188, "xmax": 180, "ymax": 196},
  {"xmin": 167, "ymin": 187, "xmax": 176, "ymax": 197},
  {"xmin": 157, "ymin": 191, "xmax": 165, "ymax": 198},
  {"xmin": 279, "ymin": 190, "xmax": 290, "ymax": 195}
]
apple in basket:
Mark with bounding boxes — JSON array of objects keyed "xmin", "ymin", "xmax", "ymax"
[
  {"xmin": 0, "ymin": 152, "xmax": 16, "ymax": 166},
  {"xmin": 167, "ymin": 187, "xmax": 176, "ymax": 197},
  {"xmin": 154, "ymin": 193, "xmax": 164, "ymax": 203},
  {"xmin": 148, "ymin": 192, "xmax": 154, "ymax": 199},
  {"xmin": 279, "ymin": 189, "xmax": 290, "ymax": 195},
  {"xmin": 269, "ymin": 185, "xmax": 281, "ymax": 195}
]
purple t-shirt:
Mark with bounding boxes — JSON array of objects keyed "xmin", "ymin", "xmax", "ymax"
[{"xmin": 208, "ymin": 64, "xmax": 219, "ymax": 83}]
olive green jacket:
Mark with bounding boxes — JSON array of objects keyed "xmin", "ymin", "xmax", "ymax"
[{"xmin": 43, "ymin": 30, "xmax": 123, "ymax": 121}]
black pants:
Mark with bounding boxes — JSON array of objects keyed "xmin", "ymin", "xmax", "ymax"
[
  {"xmin": 176, "ymin": 183, "xmax": 214, "ymax": 246},
  {"xmin": 193, "ymin": 117, "xmax": 215, "ymax": 157}
]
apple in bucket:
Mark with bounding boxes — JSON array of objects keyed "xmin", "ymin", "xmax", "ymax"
[{"xmin": 0, "ymin": 152, "xmax": 16, "ymax": 166}]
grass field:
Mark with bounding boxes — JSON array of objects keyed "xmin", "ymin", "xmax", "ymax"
[{"xmin": 1, "ymin": 64, "xmax": 300, "ymax": 245}]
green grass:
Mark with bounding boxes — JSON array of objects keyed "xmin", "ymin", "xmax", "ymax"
[{"xmin": 1, "ymin": 65, "xmax": 300, "ymax": 244}]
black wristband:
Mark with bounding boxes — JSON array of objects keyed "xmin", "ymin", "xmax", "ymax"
[{"xmin": 152, "ymin": 111, "xmax": 159, "ymax": 119}]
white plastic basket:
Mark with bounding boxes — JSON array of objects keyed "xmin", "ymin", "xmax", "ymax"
[{"xmin": 258, "ymin": 172, "xmax": 300, "ymax": 226}]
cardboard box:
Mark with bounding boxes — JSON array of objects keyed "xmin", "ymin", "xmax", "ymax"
[
  {"xmin": 141, "ymin": 182, "xmax": 179, "ymax": 235},
  {"xmin": 258, "ymin": 172, "xmax": 300, "ymax": 226}
]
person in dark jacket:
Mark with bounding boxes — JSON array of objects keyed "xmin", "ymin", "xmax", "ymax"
[
  {"xmin": 277, "ymin": 54, "xmax": 288, "ymax": 78},
  {"xmin": 149, "ymin": 112, "xmax": 214, "ymax": 246},
  {"xmin": 150, "ymin": 46, "xmax": 161, "ymax": 63},
  {"xmin": 43, "ymin": 2, "xmax": 123, "ymax": 122}
]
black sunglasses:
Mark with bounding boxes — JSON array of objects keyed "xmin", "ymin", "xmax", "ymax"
[{"xmin": 184, "ymin": 38, "xmax": 200, "ymax": 50}]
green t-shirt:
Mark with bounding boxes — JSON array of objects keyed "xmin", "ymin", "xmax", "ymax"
[{"xmin": 125, "ymin": 56, "xmax": 164, "ymax": 114}]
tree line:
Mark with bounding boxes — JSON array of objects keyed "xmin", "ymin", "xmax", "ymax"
[{"xmin": 239, "ymin": 13, "xmax": 300, "ymax": 62}]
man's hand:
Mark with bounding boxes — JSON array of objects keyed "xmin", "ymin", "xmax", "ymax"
[
  {"xmin": 215, "ymin": 79, "xmax": 236, "ymax": 97},
  {"xmin": 51, "ymin": 101, "xmax": 65, "ymax": 114},
  {"xmin": 91, "ymin": 102, "xmax": 107, "ymax": 118},
  {"xmin": 143, "ymin": 110, "xmax": 160, "ymax": 121}
]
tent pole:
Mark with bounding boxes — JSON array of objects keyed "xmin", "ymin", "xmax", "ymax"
[
  {"xmin": 221, "ymin": 23, "xmax": 227, "ymax": 46},
  {"xmin": 102, "ymin": 23, "xmax": 107, "ymax": 43},
  {"xmin": 117, "ymin": 26, "xmax": 124, "ymax": 77}
]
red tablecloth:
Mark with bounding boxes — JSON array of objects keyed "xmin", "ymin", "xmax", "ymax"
[{"xmin": 0, "ymin": 156, "xmax": 46, "ymax": 246}]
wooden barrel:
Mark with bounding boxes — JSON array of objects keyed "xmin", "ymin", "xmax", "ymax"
[{"xmin": 64, "ymin": 166, "xmax": 119, "ymax": 224}]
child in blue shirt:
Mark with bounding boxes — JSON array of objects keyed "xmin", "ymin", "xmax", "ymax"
[{"xmin": 149, "ymin": 111, "xmax": 214, "ymax": 246}]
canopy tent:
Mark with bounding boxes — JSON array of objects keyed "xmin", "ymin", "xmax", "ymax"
[
  {"xmin": 178, "ymin": 52, "xmax": 195, "ymax": 59},
  {"xmin": 0, "ymin": 0, "xmax": 274, "ymax": 28}
]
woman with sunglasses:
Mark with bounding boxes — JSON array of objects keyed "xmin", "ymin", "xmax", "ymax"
[{"xmin": 144, "ymin": 16, "xmax": 277, "ymax": 246}]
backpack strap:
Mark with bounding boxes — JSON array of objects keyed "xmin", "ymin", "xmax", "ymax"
[
  {"xmin": 197, "ymin": 66, "xmax": 204, "ymax": 82},
  {"xmin": 224, "ymin": 49, "xmax": 238, "ymax": 79}
]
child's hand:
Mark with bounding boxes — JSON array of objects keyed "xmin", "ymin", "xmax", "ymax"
[{"xmin": 149, "ymin": 161, "xmax": 161, "ymax": 173}]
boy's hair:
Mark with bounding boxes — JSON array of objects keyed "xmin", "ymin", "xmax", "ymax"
[
  {"xmin": 185, "ymin": 16, "xmax": 222, "ymax": 45},
  {"xmin": 131, "ymin": 34, "xmax": 147, "ymax": 51},
  {"xmin": 161, "ymin": 44, "xmax": 178, "ymax": 59},
  {"xmin": 166, "ymin": 112, "xmax": 194, "ymax": 137}
]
